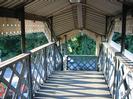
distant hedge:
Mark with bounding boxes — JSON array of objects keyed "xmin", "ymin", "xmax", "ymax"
[{"xmin": 0, "ymin": 32, "xmax": 48, "ymax": 61}]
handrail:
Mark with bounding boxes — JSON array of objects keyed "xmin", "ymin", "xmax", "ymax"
[
  {"xmin": 0, "ymin": 53, "xmax": 30, "ymax": 68},
  {"xmin": 110, "ymin": 41, "xmax": 133, "ymax": 61},
  {"xmin": 0, "ymin": 42, "xmax": 55, "ymax": 69},
  {"xmin": 30, "ymin": 42, "xmax": 54, "ymax": 53}
]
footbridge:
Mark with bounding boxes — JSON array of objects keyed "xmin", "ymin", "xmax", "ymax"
[{"xmin": 0, "ymin": 0, "xmax": 133, "ymax": 99}]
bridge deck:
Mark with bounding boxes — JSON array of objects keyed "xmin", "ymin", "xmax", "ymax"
[{"xmin": 34, "ymin": 71, "xmax": 112, "ymax": 99}]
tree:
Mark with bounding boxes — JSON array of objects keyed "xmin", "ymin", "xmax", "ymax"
[{"xmin": 67, "ymin": 33, "xmax": 96, "ymax": 55}]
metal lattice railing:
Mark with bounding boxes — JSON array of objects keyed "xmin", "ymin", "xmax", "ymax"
[
  {"xmin": 0, "ymin": 54, "xmax": 31, "ymax": 99},
  {"xmin": 0, "ymin": 42, "xmax": 63, "ymax": 99},
  {"xmin": 98, "ymin": 43, "xmax": 133, "ymax": 99},
  {"xmin": 30, "ymin": 43, "xmax": 63, "ymax": 95},
  {"xmin": 67, "ymin": 55, "xmax": 98, "ymax": 71}
]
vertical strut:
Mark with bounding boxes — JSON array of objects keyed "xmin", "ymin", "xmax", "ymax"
[
  {"xmin": 121, "ymin": 4, "xmax": 127, "ymax": 53},
  {"xmin": 19, "ymin": 7, "xmax": 26, "ymax": 53}
]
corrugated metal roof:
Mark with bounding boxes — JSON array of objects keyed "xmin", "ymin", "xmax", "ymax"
[
  {"xmin": 53, "ymin": 9, "xmax": 75, "ymax": 36},
  {"xmin": 25, "ymin": 0, "xmax": 69, "ymax": 17},
  {"xmin": 24, "ymin": 0, "xmax": 122, "ymax": 36},
  {"xmin": 86, "ymin": 0, "xmax": 122, "ymax": 16},
  {"xmin": 0, "ymin": 0, "xmax": 33, "ymax": 8},
  {"xmin": 1, "ymin": 0, "xmax": 131, "ymax": 37},
  {"xmin": 85, "ymin": 7, "xmax": 106, "ymax": 35}
]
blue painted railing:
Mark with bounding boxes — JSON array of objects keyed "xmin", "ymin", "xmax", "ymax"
[{"xmin": 66, "ymin": 55, "xmax": 98, "ymax": 71}]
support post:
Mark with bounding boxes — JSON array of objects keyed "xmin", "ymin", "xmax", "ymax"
[
  {"xmin": 44, "ymin": 47, "xmax": 47, "ymax": 81},
  {"xmin": 50, "ymin": 17, "xmax": 54, "ymax": 42},
  {"xmin": 28, "ymin": 54, "xmax": 33, "ymax": 99},
  {"xmin": 53, "ymin": 44, "xmax": 56, "ymax": 70},
  {"xmin": 58, "ymin": 38, "xmax": 64, "ymax": 71},
  {"xmin": 49, "ymin": 17, "xmax": 57, "ymax": 42},
  {"xmin": 64, "ymin": 35, "xmax": 67, "ymax": 55},
  {"xmin": 121, "ymin": 4, "xmax": 127, "ymax": 53},
  {"xmin": 19, "ymin": 7, "xmax": 26, "ymax": 53},
  {"xmin": 59, "ymin": 39, "xmax": 62, "ymax": 54},
  {"xmin": 105, "ymin": 16, "xmax": 108, "ymax": 42},
  {"xmin": 58, "ymin": 38, "xmax": 61, "ymax": 51},
  {"xmin": 61, "ymin": 43, "xmax": 63, "ymax": 55},
  {"xmin": 96, "ymin": 35, "xmax": 101, "ymax": 56}
]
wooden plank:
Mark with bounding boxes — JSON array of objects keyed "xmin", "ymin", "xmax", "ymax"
[{"xmin": 34, "ymin": 71, "xmax": 112, "ymax": 99}]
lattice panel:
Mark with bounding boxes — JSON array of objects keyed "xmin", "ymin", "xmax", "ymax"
[
  {"xmin": 0, "ymin": 43, "xmax": 63, "ymax": 98},
  {"xmin": 31, "ymin": 49, "xmax": 46, "ymax": 93},
  {"xmin": 67, "ymin": 55, "xmax": 97, "ymax": 71},
  {"xmin": 55, "ymin": 45, "xmax": 62, "ymax": 70},
  {"xmin": 0, "ymin": 55, "xmax": 30, "ymax": 99},
  {"xmin": 46, "ymin": 45, "xmax": 55, "ymax": 77},
  {"xmin": 30, "ymin": 43, "xmax": 63, "ymax": 94}
]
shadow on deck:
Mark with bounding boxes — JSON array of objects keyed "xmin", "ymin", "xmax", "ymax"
[{"xmin": 34, "ymin": 71, "xmax": 112, "ymax": 99}]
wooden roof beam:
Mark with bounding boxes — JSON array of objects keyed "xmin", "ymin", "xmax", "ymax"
[
  {"xmin": 0, "ymin": 7, "xmax": 46, "ymax": 21},
  {"xmin": 0, "ymin": 7, "xmax": 19, "ymax": 18},
  {"xmin": 25, "ymin": 13, "xmax": 46, "ymax": 21}
]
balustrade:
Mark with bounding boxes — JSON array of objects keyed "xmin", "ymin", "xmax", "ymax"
[
  {"xmin": 67, "ymin": 55, "xmax": 98, "ymax": 71},
  {"xmin": 98, "ymin": 43, "xmax": 133, "ymax": 99},
  {"xmin": 0, "ymin": 42, "xmax": 63, "ymax": 99}
]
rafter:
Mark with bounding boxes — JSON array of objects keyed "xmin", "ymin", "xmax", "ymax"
[
  {"xmin": 82, "ymin": 0, "xmax": 86, "ymax": 28},
  {"xmin": 71, "ymin": 4, "xmax": 78, "ymax": 29},
  {"xmin": 77, "ymin": 3, "xmax": 83, "ymax": 28},
  {"xmin": 25, "ymin": 13, "xmax": 46, "ymax": 21}
]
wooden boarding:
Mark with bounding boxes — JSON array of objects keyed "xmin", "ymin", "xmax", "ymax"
[{"xmin": 34, "ymin": 71, "xmax": 112, "ymax": 99}]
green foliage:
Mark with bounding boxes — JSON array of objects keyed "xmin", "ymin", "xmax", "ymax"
[
  {"xmin": 0, "ymin": 35, "xmax": 21, "ymax": 61},
  {"xmin": 112, "ymin": 32, "xmax": 121, "ymax": 43},
  {"xmin": 26, "ymin": 32, "xmax": 48, "ymax": 51},
  {"xmin": 0, "ymin": 32, "xmax": 48, "ymax": 61},
  {"xmin": 67, "ymin": 33, "xmax": 96, "ymax": 55},
  {"xmin": 112, "ymin": 32, "xmax": 133, "ymax": 53}
]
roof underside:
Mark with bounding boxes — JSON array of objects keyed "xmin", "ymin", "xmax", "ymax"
[{"xmin": 0, "ymin": 0, "xmax": 133, "ymax": 37}]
